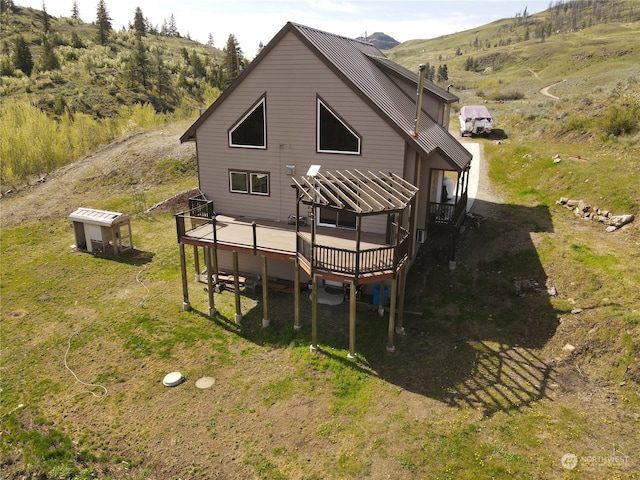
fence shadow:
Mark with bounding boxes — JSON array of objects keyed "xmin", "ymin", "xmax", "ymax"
[
  {"xmin": 359, "ymin": 199, "xmax": 558, "ymax": 415},
  {"xmin": 208, "ymin": 199, "xmax": 558, "ymax": 416}
]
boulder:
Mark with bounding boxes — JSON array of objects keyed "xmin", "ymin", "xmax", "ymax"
[{"xmin": 610, "ymin": 214, "xmax": 635, "ymax": 228}]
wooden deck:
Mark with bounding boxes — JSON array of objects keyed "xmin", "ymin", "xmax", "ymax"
[{"xmin": 177, "ymin": 214, "xmax": 406, "ymax": 281}]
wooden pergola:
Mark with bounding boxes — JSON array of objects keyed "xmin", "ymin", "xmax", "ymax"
[
  {"xmin": 291, "ymin": 169, "xmax": 418, "ymax": 357},
  {"xmin": 175, "ymin": 169, "xmax": 418, "ymax": 358}
]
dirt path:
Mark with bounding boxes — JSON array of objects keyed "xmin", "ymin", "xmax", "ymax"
[
  {"xmin": 540, "ymin": 79, "xmax": 566, "ymax": 99},
  {"xmin": 528, "ymin": 69, "xmax": 566, "ymax": 99}
]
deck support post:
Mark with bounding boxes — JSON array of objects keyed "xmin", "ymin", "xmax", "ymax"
[
  {"xmin": 293, "ymin": 261, "xmax": 301, "ymax": 331},
  {"xmin": 204, "ymin": 247, "xmax": 215, "ymax": 316},
  {"xmin": 310, "ymin": 274, "xmax": 318, "ymax": 352},
  {"xmin": 179, "ymin": 243, "xmax": 191, "ymax": 311},
  {"xmin": 232, "ymin": 251, "xmax": 242, "ymax": 324},
  {"xmin": 396, "ymin": 265, "xmax": 407, "ymax": 335},
  {"xmin": 193, "ymin": 245, "xmax": 200, "ymax": 282},
  {"xmin": 386, "ymin": 276, "xmax": 399, "ymax": 352},
  {"xmin": 347, "ymin": 280, "xmax": 357, "ymax": 359},
  {"xmin": 261, "ymin": 255, "xmax": 269, "ymax": 328},
  {"xmin": 377, "ymin": 280, "xmax": 385, "ymax": 317}
]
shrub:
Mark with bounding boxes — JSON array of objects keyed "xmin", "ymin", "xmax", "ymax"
[{"xmin": 598, "ymin": 105, "xmax": 638, "ymax": 137}]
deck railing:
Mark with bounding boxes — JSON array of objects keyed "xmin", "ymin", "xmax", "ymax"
[
  {"xmin": 297, "ymin": 230, "xmax": 410, "ymax": 276},
  {"xmin": 429, "ymin": 191, "xmax": 468, "ymax": 226}
]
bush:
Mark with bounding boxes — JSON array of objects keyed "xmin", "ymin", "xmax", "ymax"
[{"xmin": 598, "ymin": 105, "xmax": 638, "ymax": 137}]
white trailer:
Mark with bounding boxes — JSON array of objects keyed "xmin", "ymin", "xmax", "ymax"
[{"xmin": 459, "ymin": 105, "xmax": 493, "ymax": 136}]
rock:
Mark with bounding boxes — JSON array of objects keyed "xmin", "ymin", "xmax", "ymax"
[
  {"xmin": 558, "ymin": 197, "xmax": 569, "ymax": 205},
  {"xmin": 610, "ymin": 214, "xmax": 634, "ymax": 228},
  {"xmin": 571, "ymin": 308, "xmax": 583, "ymax": 314},
  {"xmin": 606, "ymin": 225, "xmax": 617, "ymax": 233},
  {"xmin": 547, "ymin": 286, "xmax": 558, "ymax": 296},
  {"xmin": 562, "ymin": 343, "xmax": 576, "ymax": 352},
  {"xmin": 554, "ymin": 156, "xmax": 562, "ymax": 164},
  {"xmin": 566, "ymin": 199, "xmax": 579, "ymax": 207}
]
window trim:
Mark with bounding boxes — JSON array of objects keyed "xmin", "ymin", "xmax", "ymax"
[
  {"xmin": 229, "ymin": 170, "xmax": 249, "ymax": 193},
  {"xmin": 316, "ymin": 96, "xmax": 361, "ymax": 155},
  {"xmin": 228, "ymin": 169, "xmax": 270, "ymax": 196},
  {"xmin": 228, "ymin": 94, "xmax": 267, "ymax": 149},
  {"xmin": 250, "ymin": 172, "xmax": 269, "ymax": 196}
]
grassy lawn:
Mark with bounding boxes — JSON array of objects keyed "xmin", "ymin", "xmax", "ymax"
[{"xmin": 1, "ymin": 140, "xmax": 639, "ymax": 479}]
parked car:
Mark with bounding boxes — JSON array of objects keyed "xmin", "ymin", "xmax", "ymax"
[{"xmin": 459, "ymin": 105, "xmax": 493, "ymax": 136}]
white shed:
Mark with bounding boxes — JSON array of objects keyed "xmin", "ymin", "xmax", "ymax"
[{"xmin": 69, "ymin": 208, "xmax": 133, "ymax": 255}]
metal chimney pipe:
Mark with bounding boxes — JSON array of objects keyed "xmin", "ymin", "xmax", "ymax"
[{"xmin": 412, "ymin": 64, "xmax": 427, "ymax": 137}]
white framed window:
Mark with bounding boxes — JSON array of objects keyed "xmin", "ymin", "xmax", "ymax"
[
  {"xmin": 229, "ymin": 95, "xmax": 266, "ymax": 149},
  {"xmin": 229, "ymin": 171, "xmax": 249, "ymax": 193},
  {"xmin": 250, "ymin": 173, "xmax": 269, "ymax": 195},
  {"xmin": 229, "ymin": 170, "xmax": 269, "ymax": 196},
  {"xmin": 317, "ymin": 97, "xmax": 361, "ymax": 155}
]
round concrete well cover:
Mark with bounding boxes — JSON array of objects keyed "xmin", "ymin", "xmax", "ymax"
[
  {"xmin": 195, "ymin": 377, "xmax": 215, "ymax": 389},
  {"xmin": 162, "ymin": 371, "xmax": 184, "ymax": 387}
]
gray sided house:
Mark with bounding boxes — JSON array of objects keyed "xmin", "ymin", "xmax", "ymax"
[{"xmin": 176, "ymin": 22, "xmax": 472, "ymax": 356}]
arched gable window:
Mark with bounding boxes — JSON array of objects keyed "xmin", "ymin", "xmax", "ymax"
[
  {"xmin": 229, "ymin": 95, "xmax": 266, "ymax": 149},
  {"xmin": 317, "ymin": 97, "xmax": 361, "ymax": 155}
]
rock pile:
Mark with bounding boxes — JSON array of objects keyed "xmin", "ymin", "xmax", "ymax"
[{"xmin": 557, "ymin": 198, "xmax": 635, "ymax": 232}]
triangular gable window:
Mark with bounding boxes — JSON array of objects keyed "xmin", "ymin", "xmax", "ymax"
[
  {"xmin": 317, "ymin": 97, "xmax": 361, "ymax": 155},
  {"xmin": 229, "ymin": 95, "xmax": 266, "ymax": 149}
]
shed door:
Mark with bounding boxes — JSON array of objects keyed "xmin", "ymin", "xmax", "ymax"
[{"xmin": 83, "ymin": 224, "xmax": 102, "ymax": 252}]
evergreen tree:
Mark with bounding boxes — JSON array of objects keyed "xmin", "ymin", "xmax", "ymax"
[
  {"xmin": 95, "ymin": 0, "xmax": 112, "ymax": 46},
  {"xmin": 190, "ymin": 50, "xmax": 205, "ymax": 77},
  {"xmin": 167, "ymin": 14, "xmax": 178, "ymax": 37},
  {"xmin": 133, "ymin": 6, "xmax": 146, "ymax": 38},
  {"xmin": 125, "ymin": 39, "xmax": 150, "ymax": 91},
  {"xmin": 71, "ymin": 1, "xmax": 79, "ymax": 20},
  {"xmin": 42, "ymin": 1, "xmax": 50, "ymax": 33},
  {"xmin": 12, "ymin": 35, "xmax": 33, "ymax": 76},
  {"xmin": 40, "ymin": 36, "xmax": 59, "ymax": 71},
  {"xmin": 1, "ymin": 0, "xmax": 16, "ymax": 15},
  {"xmin": 437, "ymin": 64, "xmax": 448, "ymax": 82},
  {"xmin": 151, "ymin": 46, "xmax": 171, "ymax": 100},
  {"xmin": 207, "ymin": 33, "xmax": 214, "ymax": 47},
  {"xmin": 222, "ymin": 33, "xmax": 242, "ymax": 88}
]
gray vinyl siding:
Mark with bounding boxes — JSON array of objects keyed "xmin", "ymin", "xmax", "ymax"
[{"xmin": 196, "ymin": 31, "xmax": 404, "ymax": 235}]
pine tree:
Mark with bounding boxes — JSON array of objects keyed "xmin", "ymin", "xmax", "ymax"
[
  {"xmin": 207, "ymin": 33, "xmax": 214, "ymax": 47},
  {"xmin": 167, "ymin": 14, "xmax": 178, "ymax": 37},
  {"xmin": 71, "ymin": 1, "xmax": 79, "ymax": 20},
  {"xmin": 222, "ymin": 33, "xmax": 242, "ymax": 88},
  {"xmin": 1, "ymin": 0, "xmax": 16, "ymax": 15},
  {"xmin": 95, "ymin": 0, "xmax": 112, "ymax": 46},
  {"xmin": 40, "ymin": 36, "xmax": 59, "ymax": 71},
  {"xmin": 12, "ymin": 35, "xmax": 33, "ymax": 76},
  {"xmin": 125, "ymin": 39, "xmax": 150, "ymax": 91},
  {"xmin": 42, "ymin": 1, "xmax": 50, "ymax": 33},
  {"xmin": 133, "ymin": 6, "xmax": 146, "ymax": 38},
  {"xmin": 151, "ymin": 46, "xmax": 171, "ymax": 100}
]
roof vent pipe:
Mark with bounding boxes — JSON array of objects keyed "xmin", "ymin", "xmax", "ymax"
[{"xmin": 412, "ymin": 64, "xmax": 427, "ymax": 138}]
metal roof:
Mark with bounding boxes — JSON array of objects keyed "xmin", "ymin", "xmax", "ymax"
[
  {"xmin": 181, "ymin": 22, "xmax": 472, "ymax": 171},
  {"xmin": 68, "ymin": 208, "xmax": 130, "ymax": 227},
  {"xmin": 291, "ymin": 170, "xmax": 418, "ymax": 215}
]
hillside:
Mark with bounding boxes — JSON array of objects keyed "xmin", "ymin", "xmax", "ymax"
[{"xmin": 0, "ymin": 4, "xmax": 226, "ymax": 117}]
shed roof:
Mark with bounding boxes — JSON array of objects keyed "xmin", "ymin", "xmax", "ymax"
[
  {"xmin": 68, "ymin": 208, "xmax": 130, "ymax": 227},
  {"xmin": 181, "ymin": 22, "xmax": 472, "ymax": 172},
  {"xmin": 291, "ymin": 170, "xmax": 418, "ymax": 215}
]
